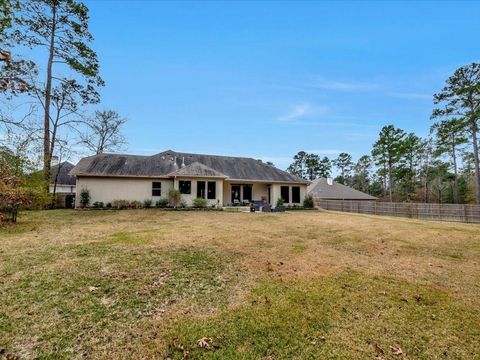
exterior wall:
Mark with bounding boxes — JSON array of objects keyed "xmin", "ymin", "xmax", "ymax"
[
  {"xmin": 49, "ymin": 184, "xmax": 75, "ymax": 194},
  {"xmin": 75, "ymin": 177, "xmax": 173, "ymax": 207},
  {"xmin": 270, "ymin": 183, "xmax": 306, "ymax": 206},
  {"xmin": 173, "ymin": 177, "xmax": 223, "ymax": 207},
  {"xmin": 75, "ymin": 176, "xmax": 306, "ymax": 208},
  {"xmin": 223, "ymin": 181, "xmax": 306, "ymax": 206}
]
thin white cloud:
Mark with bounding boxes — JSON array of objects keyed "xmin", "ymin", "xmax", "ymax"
[
  {"xmin": 310, "ymin": 79, "xmax": 380, "ymax": 92},
  {"xmin": 278, "ymin": 103, "xmax": 328, "ymax": 122},
  {"xmin": 388, "ymin": 92, "xmax": 432, "ymax": 100},
  {"xmin": 305, "ymin": 149, "xmax": 343, "ymax": 155}
]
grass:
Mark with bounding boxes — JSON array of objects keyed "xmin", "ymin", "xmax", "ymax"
[{"xmin": 1, "ymin": 209, "xmax": 479, "ymax": 359}]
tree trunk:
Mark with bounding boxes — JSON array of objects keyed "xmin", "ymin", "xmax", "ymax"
[
  {"xmin": 388, "ymin": 163, "xmax": 393, "ymax": 202},
  {"xmin": 452, "ymin": 141, "xmax": 459, "ymax": 204},
  {"xmin": 43, "ymin": 5, "xmax": 57, "ymax": 193},
  {"xmin": 472, "ymin": 127, "xmax": 480, "ymax": 204}
]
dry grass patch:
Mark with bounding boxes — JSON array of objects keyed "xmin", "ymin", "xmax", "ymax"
[{"xmin": 0, "ymin": 209, "xmax": 479, "ymax": 359}]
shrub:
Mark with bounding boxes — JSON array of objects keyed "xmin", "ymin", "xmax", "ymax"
[
  {"xmin": 80, "ymin": 188, "xmax": 90, "ymax": 208},
  {"xmin": 143, "ymin": 199, "xmax": 152, "ymax": 208},
  {"xmin": 130, "ymin": 200, "xmax": 143, "ymax": 209},
  {"xmin": 303, "ymin": 194, "xmax": 314, "ymax": 209},
  {"xmin": 155, "ymin": 198, "xmax": 169, "ymax": 208},
  {"xmin": 179, "ymin": 200, "xmax": 187, "ymax": 208},
  {"xmin": 92, "ymin": 201, "xmax": 104, "ymax": 209},
  {"xmin": 276, "ymin": 197, "xmax": 285, "ymax": 207},
  {"xmin": 106, "ymin": 202, "xmax": 112, "ymax": 208},
  {"xmin": 112, "ymin": 199, "xmax": 129, "ymax": 209},
  {"xmin": 192, "ymin": 197, "xmax": 207, "ymax": 208},
  {"xmin": 168, "ymin": 189, "xmax": 182, "ymax": 208}
]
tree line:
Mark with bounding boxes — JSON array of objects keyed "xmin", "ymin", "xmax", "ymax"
[
  {"xmin": 1, "ymin": 0, "xmax": 127, "ymax": 220},
  {"xmin": 287, "ymin": 63, "xmax": 480, "ymax": 204}
]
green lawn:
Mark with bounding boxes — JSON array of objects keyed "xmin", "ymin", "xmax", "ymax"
[{"xmin": 1, "ymin": 209, "xmax": 479, "ymax": 359}]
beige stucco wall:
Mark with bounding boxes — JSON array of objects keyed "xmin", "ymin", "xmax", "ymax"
[
  {"xmin": 75, "ymin": 176, "xmax": 223, "ymax": 208},
  {"xmin": 223, "ymin": 181, "xmax": 306, "ymax": 206},
  {"xmin": 75, "ymin": 177, "xmax": 174, "ymax": 207},
  {"xmin": 270, "ymin": 183, "xmax": 306, "ymax": 206},
  {"xmin": 173, "ymin": 177, "xmax": 223, "ymax": 207},
  {"xmin": 75, "ymin": 176, "xmax": 306, "ymax": 208}
]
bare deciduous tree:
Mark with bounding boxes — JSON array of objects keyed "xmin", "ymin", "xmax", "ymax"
[{"xmin": 79, "ymin": 110, "xmax": 127, "ymax": 155}]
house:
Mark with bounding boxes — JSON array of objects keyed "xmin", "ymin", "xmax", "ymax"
[
  {"xmin": 308, "ymin": 177, "xmax": 377, "ymax": 201},
  {"xmin": 50, "ymin": 161, "xmax": 76, "ymax": 208},
  {"xmin": 69, "ymin": 150, "xmax": 309, "ymax": 208}
]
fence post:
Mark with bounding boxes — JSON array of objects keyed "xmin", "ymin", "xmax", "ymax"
[{"xmin": 374, "ymin": 201, "xmax": 377, "ymax": 215}]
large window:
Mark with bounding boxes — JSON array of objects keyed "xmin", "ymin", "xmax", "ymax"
[
  {"xmin": 207, "ymin": 181, "xmax": 216, "ymax": 199},
  {"xmin": 292, "ymin": 186, "xmax": 301, "ymax": 203},
  {"xmin": 280, "ymin": 186, "xmax": 290, "ymax": 203},
  {"xmin": 243, "ymin": 185, "xmax": 252, "ymax": 201},
  {"xmin": 179, "ymin": 180, "xmax": 191, "ymax": 194},
  {"xmin": 197, "ymin": 181, "xmax": 206, "ymax": 198},
  {"xmin": 152, "ymin": 182, "xmax": 161, "ymax": 196}
]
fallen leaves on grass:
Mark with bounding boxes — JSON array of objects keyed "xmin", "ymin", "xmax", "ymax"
[
  {"xmin": 390, "ymin": 345, "xmax": 404, "ymax": 356},
  {"xmin": 197, "ymin": 337, "xmax": 213, "ymax": 350}
]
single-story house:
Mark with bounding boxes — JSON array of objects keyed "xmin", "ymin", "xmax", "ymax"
[
  {"xmin": 50, "ymin": 161, "xmax": 76, "ymax": 208},
  {"xmin": 308, "ymin": 177, "xmax": 377, "ymax": 201},
  {"xmin": 69, "ymin": 150, "xmax": 309, "ymax": 208}
]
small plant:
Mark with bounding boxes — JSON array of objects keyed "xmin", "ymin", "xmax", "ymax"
[
  {"xmin": 155, "ymin": 198, "xmax": 169, "ymax": 208},
  {"xmin": 192, "ymin": 197, "xmax": 207, "ymax": 208},
  {"xmin": 276, "ymin": 197, "xmax": 285, "ymax": 207},
  {"xmin": 179, "ymin": 200, "xmax": 187, "ymax": 208},
  {"xmin": 130, "ymin": 200, "xmax": 142, "ymax": 209},
  {"xmin": 80, "ymin": 188, "xmax": 90, "ymax": 208},
  {"xmin": 92, "ymin": 201, "xmax": 104, "ymax": 209},
  {"xmin": 303, "ymin": 194, "xmax": 314, "ymax": 209},
  {"xmin": 143, "ymin": 199, "xmax": 152, "ymax": 208},
  {"xmin": 168, "ymin": 189, "xmax": 182, "ymax": 208},
  {"xmin": 112, "ymin": 199, "xmax": 129, "ymax": 209}
]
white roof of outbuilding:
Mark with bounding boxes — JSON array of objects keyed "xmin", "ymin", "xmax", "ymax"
[{"xmin": 307, "ymin": 177, "xmax": 377, "ymax": 200}]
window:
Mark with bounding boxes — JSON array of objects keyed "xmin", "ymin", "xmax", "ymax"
[
  {"xmin": 152, "ymin": 182, "xmax": 161, "ymax": 196},
  {"xmin": 280, "ymin": 186, "xmax": 289, "ymax": 203},
  {"xmin": 243, "ymin": 185, "xmax": 252, "ymax": 201},
  {"xmin": 292, "ymin": 186, "xmax": 301, "ymax": 203},
  {"xmin": 207, "ymin": 181, "xmax": 216, "ymax": 199},
  {"xmin": 197, "ymin": 181, "xmax": 206, "ymax": 198},
  {"xmin": 179, "ymin": 180, "xmax": 191, "ymax": 194}
]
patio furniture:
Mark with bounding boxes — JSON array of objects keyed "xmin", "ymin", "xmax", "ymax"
[{"xmin": 261, "ymin": 204, "xmax": 272, "ymax": 212}]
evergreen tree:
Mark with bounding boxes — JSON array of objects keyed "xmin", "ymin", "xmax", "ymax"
[
  {"xmin": 333, "ymin": 152, "xmax": 353, "ymax": 185},
  {"xmin": 432, "ymin": 63, "xmax": 480, "ymax": 203},
  {"xmin": 371, "ymin": 125, "xmax": 406, "ymax": 201},
  {"xmin": 431, "ymin": 119, "xmax": 467, "ymax": 203},
  {"xmin": 8, "ymin": 0, "xmax": 103, "ymax": 191}
]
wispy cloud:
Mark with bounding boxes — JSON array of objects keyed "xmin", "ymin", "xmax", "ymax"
[
  {"xmin": 388, "ymin": 92, "xmax": 432, "ymax": 100},
  {"xmin": 305, "ymin": 149, "xmax": 343, "ymax": 155},
  {"xmin": 310, "ymin": 79, "xmax": 380, "ymax": 92},
  {"xmin": 278, "ymin": 103, "xmax": 328, "ymax": 122}
]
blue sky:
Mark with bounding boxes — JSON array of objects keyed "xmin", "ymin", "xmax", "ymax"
[{"xmin": 82, "ymin": 0, "xmax": 479, "ymax": 169}]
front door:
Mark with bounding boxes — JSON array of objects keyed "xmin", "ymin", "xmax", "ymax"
[{"xmin": 231, "ymin": 185, "xmax": 241, "ymax": 203}]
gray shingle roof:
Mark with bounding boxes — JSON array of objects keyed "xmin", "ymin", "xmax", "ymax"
[
  {"xmin": 51, "ymin": 162, "xmax": 76, "ymax": 185},
  {"xmin": 308, "ymin": 177, "xmax": 377, "ymax": 200},
  {"xmin": 70, "ymin": 150, "xmax": 308, "ymax": 183},
  {"xmin": 167, "ymin": 161, "xmax": 227, "ymax": 178}
]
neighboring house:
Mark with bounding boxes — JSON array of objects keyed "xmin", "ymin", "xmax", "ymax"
[
  {"xmin": 69, "ymin": 150, "xmax": 309, "ymax": 208},
  {"xmin": 50, "ymin": 161, "xmax": 76, "ymax": 208},
  {"xmin": 308, "ymin": 177, "xmax": 377, "ymax": 201}
]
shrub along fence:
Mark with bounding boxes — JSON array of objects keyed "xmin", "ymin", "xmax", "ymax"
[{"xmin": 314, "ymin": 199, "xmax": 480, "ymax": 224}]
